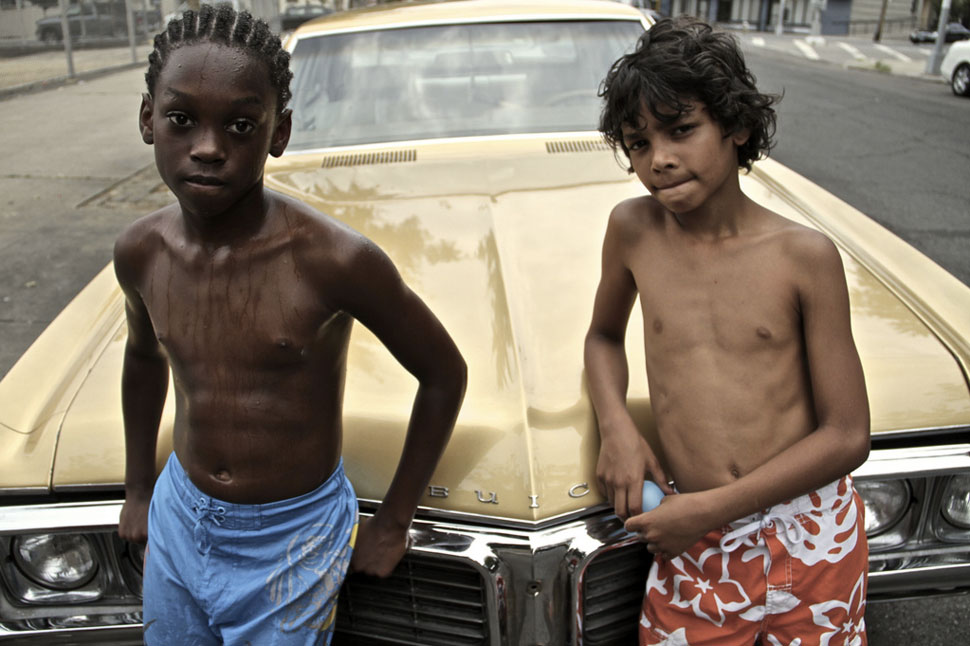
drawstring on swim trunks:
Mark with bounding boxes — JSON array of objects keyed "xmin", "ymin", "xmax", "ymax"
[
  {"xmin": 191, "ymin": 497, "xmax": 227, "ymax": 525},
  {"xmin": 719, "ymin": 509, "xmax": 805, "ymax": 553},
  {"xmin": 190, "ymin": 497, "xmax": 226, "ymax": 555}
]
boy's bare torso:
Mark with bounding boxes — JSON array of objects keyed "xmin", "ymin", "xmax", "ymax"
[
  {"xmin": 620, "ymin": 197, "xmax": 819, "ymax": 494},
  {"xmin": 131, "ymin": 194, "xmax": 354, "ymax": 503}
]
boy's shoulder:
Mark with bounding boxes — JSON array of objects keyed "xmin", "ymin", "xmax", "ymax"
[
  {"xmin": 267, "ymin": 190, "xmax": 375, "ymax": 262},
  {"xmin": 608, "ymin": 194, "xmax": 667, "ymax": 233},
  {"xmin": 113, "ymin": 203, "xmax": 181, "ymax": 263}
]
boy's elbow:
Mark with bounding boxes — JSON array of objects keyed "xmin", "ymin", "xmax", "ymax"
[{"xmin": 847, "ymin": 422, "xmax": 871, "ymax": 472}]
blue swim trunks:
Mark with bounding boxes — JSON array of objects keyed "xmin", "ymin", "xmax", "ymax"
[{"xmin": 142, "ymin": 452, "xmax": 358, "ymax": 646}]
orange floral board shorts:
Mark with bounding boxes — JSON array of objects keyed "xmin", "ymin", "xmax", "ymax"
[{"xmin": 639, "ymin": 477, "xmax": 868, "ymax": 646}]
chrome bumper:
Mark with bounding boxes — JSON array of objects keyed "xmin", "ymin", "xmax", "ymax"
[{"xmin": 2, "ymin": 441, "xmax": 970, "ymax": 644}]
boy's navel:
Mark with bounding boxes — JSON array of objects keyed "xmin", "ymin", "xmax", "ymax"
[{"xmin": 653, "ymin": 318, "xmax": 664, "ymax": 334}]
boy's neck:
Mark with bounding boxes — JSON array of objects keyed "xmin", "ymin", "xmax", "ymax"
[
  {"xmin": 180, "ymin": 184, "xmax": 271, "ymax": 249},
  {"xmin": 669, "ymin": 181, "xmax": 759, "ymax": 242}
]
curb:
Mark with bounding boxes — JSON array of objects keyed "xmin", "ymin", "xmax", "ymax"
[{"xmin": 0, "ymin": 60, "xmax": 143, "ymax": 102}]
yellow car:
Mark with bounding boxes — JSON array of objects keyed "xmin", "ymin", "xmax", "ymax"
[{"xmin": 2, "ymin": 1, "xmax": 970, "ymax": 643}]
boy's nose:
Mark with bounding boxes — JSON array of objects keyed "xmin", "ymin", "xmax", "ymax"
[
  {"xmin": 190, "ymin": 129, "xmax": 226, "ymax": 163},
  {"xmin": 650, "ymin": 144, "xmax": 677, "ymax": 172}
]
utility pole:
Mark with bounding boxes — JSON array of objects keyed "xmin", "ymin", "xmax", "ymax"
[
  {"xmin": 776, "ymin": 0, "xmax": 786, "ymax": 35},
  {"xmin": 874, "ymin": 0, "xmax": 889, "ymax": 41},
  {"xmin": 926, "ymin": 0, "xmax": 952, "ymax": 74},
  {"xmin": 57, "ymin": 0, "xmax": 75, "ymax": 79}
]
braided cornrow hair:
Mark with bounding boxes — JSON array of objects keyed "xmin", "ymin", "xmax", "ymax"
[{"xmin": 145, "ymin": 3, "xmax": 292, "ymax": 113}]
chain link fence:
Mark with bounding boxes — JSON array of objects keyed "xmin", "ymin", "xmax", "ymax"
[{"xmin": 0, "ymin": 0, "xmax": 326, "ymax": 93}]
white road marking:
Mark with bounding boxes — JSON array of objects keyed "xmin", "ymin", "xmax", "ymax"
[
  {"xmin": 874, "ymin": 44, "xmax": 912, "ymax": 62},
  {"xmin": 752, "ymin": 36, "xmax": 766, "ymax": 47},
  {"xmin": 793, "ymin": 39, "xmax": 821, "ymax": 60},
  {"xmin": 838, "ymin": 42, "xmax": 870, "ymax": 61}
]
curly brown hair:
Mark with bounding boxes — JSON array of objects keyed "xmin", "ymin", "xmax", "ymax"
[{"xmin": 599, "ymin": 16, "xmax": 778, "ymax": 172}]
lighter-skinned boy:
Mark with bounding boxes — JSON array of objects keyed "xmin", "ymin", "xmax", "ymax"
[
  {"xmin": 585, "ymin": 18, "xmax": 870, "ymax": 646},
  {"xmin": 114, "ymin": 6, "xmax": 466, "ymax": 645}
]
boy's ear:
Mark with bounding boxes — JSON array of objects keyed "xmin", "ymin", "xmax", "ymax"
[
  {"xmin": 731, "ymin": 127, "xmax": 751, "ymax": 148},
  {"xmin": 139, "ymin": 93, "xmax": 154, "ymax": 145},
  {"xmin": 270, "ymin": 109, "xmax": 292, "ymax": 158}
]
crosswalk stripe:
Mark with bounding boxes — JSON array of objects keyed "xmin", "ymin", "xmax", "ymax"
[
  {"xmin": 793, "ymin": 39, "xmax": 821, "ymax": 60},
  {"xmin": 752, "ymin": 36, "xmax": 766, "ymax": 47},
  {"xmin": 874, "ymin": 44, "xmax": 912, "ymax": 62},
  {"xmin": 838, "ymin": 42, "xmax": 870, "ymax": 60}
]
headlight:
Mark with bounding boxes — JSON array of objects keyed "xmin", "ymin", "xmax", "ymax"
[
  {"xmin": 941, "ymin": 475, "xmax": 970, "ymax": 529},
  {"xmin": 856, "ymin": 479, "xmax": 910, "ymax": 537},
  {"xmin": 12, "ymin": 533, "xmax": 98, "ymax": 590}
]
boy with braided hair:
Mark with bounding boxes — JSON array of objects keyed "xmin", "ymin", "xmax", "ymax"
[
  {"xmin": 585, "ymin": 17, "xmax": 871, "ymax": 645},
  {"xmin": 116, "ymin": 5, "xmax": 466, "ymax": 644}
]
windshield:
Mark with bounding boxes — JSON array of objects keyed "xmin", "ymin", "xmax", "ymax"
[{"xmin": 287, "ymin": 19, "xmax": 644, "ymax": 150}]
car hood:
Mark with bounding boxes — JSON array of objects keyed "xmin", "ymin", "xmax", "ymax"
[{"xmin": 2, "ymin": 136, "xmax": 969, "ymax": 522}]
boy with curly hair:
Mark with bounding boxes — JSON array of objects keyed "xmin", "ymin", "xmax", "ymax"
[
  {"xmin": 585, "ymin": 17, "xmax": 870, "ymax": 645},
  {"xmin": 116, "ymin": 5, "xmax": 466, "ymax": 644}
]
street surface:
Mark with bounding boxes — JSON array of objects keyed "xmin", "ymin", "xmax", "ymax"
[
  {"xmin": 0, "ymin": 31, "xmax": 968, "ymax": 644},
  {"xmin": 741, "ymin": 36, "xmax": 970, "ymax": 289}
]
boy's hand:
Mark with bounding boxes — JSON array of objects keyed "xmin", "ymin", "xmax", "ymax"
[
  {"xmin": 596, "ymin": 421, "xmax": 672, "ymax": 520},
  {"xmin": 350, "ymin": 514, "xmax": 409, "ymax": 578},
  {"xmin": 118, "ymin": 496, "xmax": 150, "ymax": 544},
  {"xmin": 624, "ymin": 492, "xmax": 710, "ymax": 559}
]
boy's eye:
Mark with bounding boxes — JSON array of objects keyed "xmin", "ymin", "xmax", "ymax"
[
  {"xmin": 672, "ymin": 123, "xmax": 695, "ymax": 136},
  {"xmin": 166, "ymin": 112, "xmax": 194, "ymax": 127},
  {"xmin": 628, "ymin": 139, "xmax": 647, "ymax": 151},
  {"xmin": 227, "ymin": 120, "xmax": 256, "ymax": 135}
]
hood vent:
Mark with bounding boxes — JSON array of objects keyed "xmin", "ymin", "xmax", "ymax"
[
  {"xmin": 545, "ymin": 139, "xmax": 610, "ymax": 154},
  {"xmin": 321, "ymin": 149, "xmax": 417, "ymax": 168}
]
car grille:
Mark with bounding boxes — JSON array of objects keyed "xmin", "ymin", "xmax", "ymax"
[
  {"xmin": 333, "ymin": 554, "xmax": 488, "ymax": 646},
  {"xmin": 581, "ymin": 541, "xmax": 650, "ymax": 646}
]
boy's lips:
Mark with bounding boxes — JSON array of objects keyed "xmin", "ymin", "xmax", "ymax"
[
  {"xmin": 653, "ymin": 178, "xmax": 690, "ymax": 192},
  {"xmin": 184, "ymin": 174, "xmax": 226, "ymax": 187}
]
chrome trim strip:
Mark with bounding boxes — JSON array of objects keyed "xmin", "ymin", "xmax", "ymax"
[
  {"xmin": 853, "ymin": 444, "xmax": 970, "ymax": 480},
  {"xmin": 359, "ymin": 496, "xmax": 613, "ymax": 531},
  {"xmin": 869, "ymin": 563, "xmax": 970, "ymax": 595},
  {"xmin": 0, "ymin": 488, "xmax": 48, "ymax": 498},
  {"xmin": 0, "ymin": 624, "xmax": 144, "ymax": 643},
  {"xmin": 0, "ymin": 501, "xmax": 122, "ymax": 534},
  {"xmin": 870, "ymin": 424, "xmax": 970, "ymax": 440},
  {"xmin": 52, "ymin": 483, "xmax": 124, "ymax": 493}
]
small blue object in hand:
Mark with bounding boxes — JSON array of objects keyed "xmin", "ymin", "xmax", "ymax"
[{"xmin": 641, "ymin": 480, "xmax": 665, "ymax": 513}]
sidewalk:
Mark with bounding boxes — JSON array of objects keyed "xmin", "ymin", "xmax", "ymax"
[{"xmin": 0, "ymin": 42, "xmax": 152, "ymax": 99}]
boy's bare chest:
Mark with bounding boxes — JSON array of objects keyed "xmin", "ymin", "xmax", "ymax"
[
  {"xmin": 629, "ymin": 243, "xmax": 800, "ymax": 351},
  {"xmin": 141, "ymin": 250, "xmax": 340, "ymax": 367}
]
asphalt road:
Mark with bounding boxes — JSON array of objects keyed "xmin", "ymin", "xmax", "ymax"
[
  {"xmin": 743, "ymin": 43, "xmax": 970, "ymax": 288},
  {"xmin": 741, "ymin": 45, "xmax": 970, "ymax": 646}
]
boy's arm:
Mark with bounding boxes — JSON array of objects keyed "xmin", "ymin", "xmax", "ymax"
[
  {"xmin": 114, "ymin": 237, "xmax": 169, "ymax": 545},
  {"xmin": 585, "ymin": 207, "xmax": 673, "ymax": 521},
  {"xmin": 336, "ymin": 239, "xmax": 467, "ymax": 578},
  {"xmin": 627, "ymin": 233, "xmax": 870, "ymax": 557}
]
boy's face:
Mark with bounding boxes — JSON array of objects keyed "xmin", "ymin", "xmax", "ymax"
[
  {"xmin": 621, "ymin": 100, "xmax": 748, "ymax": 216},
  {"xmin": 139, "ymin": 43, "xmax": 291, "ymax": 220}
]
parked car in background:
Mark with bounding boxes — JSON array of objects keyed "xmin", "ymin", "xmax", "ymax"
[
  {"xmin": 280, "ymin": 3, "xmax": 333, "ymax": 31},
  {"xmin": 941, "ymin": 39, "xmax": 970, "ymax": 96},
  {"xmin": 35, "ymin": 0, "xmax": 160, "ymax": 44},
  {"xmin": 909, "ymin": 21, "xmax": 970, "ymax": 43},
  {"xmin": 3, "ymin": 1, "xmax": 970, "ymax": 644}
]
